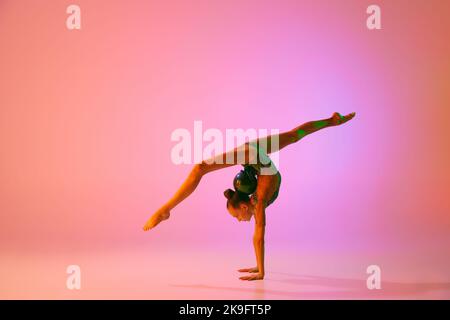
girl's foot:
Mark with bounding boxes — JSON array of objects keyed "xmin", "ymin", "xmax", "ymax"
[
  {"xmin": 330, "ymin": 112, "xmax": 356, "ymax": 126},
  {"xmin": 143, "ymin": 207, "xmax": 171, "ymax": 231}
]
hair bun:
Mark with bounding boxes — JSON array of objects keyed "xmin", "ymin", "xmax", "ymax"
[{"xmin": 224, "ymin": 188, "xmax": 235, "ymax": 200}]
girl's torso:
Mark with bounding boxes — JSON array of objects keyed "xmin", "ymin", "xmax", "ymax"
[
  {"xmin": 251, "ymin": 170, "xmax": 281, "ymax": 207},
  {"xmin": 244, "ymin": 141, "xmax": 281, "ymax": 207}
]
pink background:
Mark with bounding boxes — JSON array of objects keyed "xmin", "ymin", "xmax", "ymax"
[{"xmin": 1, "ymin": 0, "xmax": 449, "ymax": 299}]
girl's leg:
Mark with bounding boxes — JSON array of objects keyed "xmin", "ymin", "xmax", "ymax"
[
  {"xmin": 143, "ymin": 162, "xmax": 231, "ymax": 231},
  {"xmin": 143, "ymin": 146, "xmax": 254, "ymax": 231},
  {"xmin": 255, "ymin": 112, "xmax": 355, "ymax": 154}
]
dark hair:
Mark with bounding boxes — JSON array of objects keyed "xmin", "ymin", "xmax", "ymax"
[{"xmin": 224, "ymin": 188, "xmax": 250, "ymax": 209}]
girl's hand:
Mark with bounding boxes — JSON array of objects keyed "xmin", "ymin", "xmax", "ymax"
[
  {"xmin": 238, "ymin": 267, "xmax": 259, "ymax": 273},
  {"xmin": 239, "ymin": 273, "xmax": 264, "ymax": 281}
]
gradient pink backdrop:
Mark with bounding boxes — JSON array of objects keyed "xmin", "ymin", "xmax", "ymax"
[{"xmin": 1, "ymin": 0, "xmax": 449, "ymax": 299}]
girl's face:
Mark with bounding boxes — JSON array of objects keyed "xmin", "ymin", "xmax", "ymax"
[{"xmin": 227, "ymin": 201, "xmax": 254, "ymax": 222}]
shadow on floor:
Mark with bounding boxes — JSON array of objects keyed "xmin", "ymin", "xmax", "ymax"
[{"xmin": 170, "ymin": 272, "xmax": 450, "ymax": 299}]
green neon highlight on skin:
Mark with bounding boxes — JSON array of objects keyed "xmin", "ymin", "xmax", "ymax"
[
  {"xmin": 296, "ymin": 129, "xmax": 306, "ymax": 139},
  {"xmin": 313, "ymin": 120, "xmax": 328, "ymax": 129}
]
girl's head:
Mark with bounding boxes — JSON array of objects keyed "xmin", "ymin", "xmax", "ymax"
[{"xmin": 224, "ymin": 189, "xmax": 254, "ymax": 222}]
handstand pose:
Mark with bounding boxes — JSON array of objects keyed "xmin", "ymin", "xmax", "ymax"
[{"xmin": 143, "ymin": 112, "xmax": 356, "ymax": 281}]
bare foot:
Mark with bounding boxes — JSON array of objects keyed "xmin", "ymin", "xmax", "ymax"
[
  {"xmin": 330, "ymin": 112, "xmax": 356, "ymax": 126},
  {"xmin": 143, "ymin": 207, "xmax": 170, "ymax": 231}
]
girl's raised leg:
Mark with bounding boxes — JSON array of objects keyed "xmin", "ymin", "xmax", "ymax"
[{"xmin": 254, "ymin": 112, "xmax": 355, "ymax": 154}]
